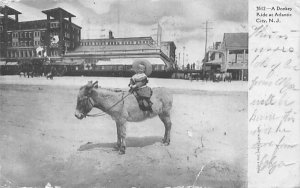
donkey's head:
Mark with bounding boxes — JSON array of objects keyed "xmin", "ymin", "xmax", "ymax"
[{"xmin": 75, "ymin": 81, "xmax": 98, "ymax": 119}]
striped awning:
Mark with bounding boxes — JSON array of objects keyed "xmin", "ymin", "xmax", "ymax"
[
  {"xmin": 96, "ymin": 58, "xmax": 165, "ymax": 66},
  {"xmin": 5, "ymin": 62, "xmax": 18, "ymax": 65}
]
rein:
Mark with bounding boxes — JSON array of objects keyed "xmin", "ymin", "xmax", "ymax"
[{"xmin": 86, "ymin": 92, "xmax": 131, "ymax": 117}]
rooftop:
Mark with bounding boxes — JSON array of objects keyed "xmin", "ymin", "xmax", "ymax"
[
  {"xmin": 223, "ymin": 33, "xmax": 248, "ymax": 49},
  {"xmin": 0, "ymin": 5, "xmax": 21, "ymax": 15},
  {"xmin": 161, "ymin": 41, "xmax": 176, "ymax": 48},
  {"xmin": 81, "ymin": 36, "xmax": 154, "ymax": 41},
  {"xmin": 73, "ymin": 44, "xmax": 156, "ymax": 52},
  {"xmin": 42, "ymin": 7, "xmax": 75, "ymax": 18},
  {"xmin": 6, "ymin": 19, "xmax": 81, "ymax": 31}
]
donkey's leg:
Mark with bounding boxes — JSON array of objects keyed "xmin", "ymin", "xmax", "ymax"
[
  {"xmin": 113, "ymin": 121, "xmax": 121, "ymax": 151},
  {"xmin": 119, "ymin": 121, "xmax": 127, "ymax": 155},
  {"xmin": 159, "ymin": 112, "xmax": 172, "ymax": 145}
]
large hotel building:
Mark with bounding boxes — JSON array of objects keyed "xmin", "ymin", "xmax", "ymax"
[
  {"xmin": 0, "ymin": 5, "xmax": 176, "ymax": 76},
  {"xmin": 0, "ymin": 6, "xmax": 81, "ymax": 63}
]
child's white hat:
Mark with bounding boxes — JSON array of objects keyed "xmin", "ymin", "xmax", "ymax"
[{"xmin": 132, "ymin": 59, "xmax": 153, "ymax": 76}]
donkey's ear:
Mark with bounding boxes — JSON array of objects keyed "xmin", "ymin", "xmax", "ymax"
[
  {"xmin": 92, "ymin": 81, "xmax": 98, "ymax": 88},
  {"xmin": 85, "ymin": 81, "xmax": 95, "ymax": 94},
  {"xmin": 86, "ymin": 81, "xmax": 93, "ymax": 89}
]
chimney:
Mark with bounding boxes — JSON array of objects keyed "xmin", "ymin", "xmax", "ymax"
[{"xmin": 109, "ymin": 30, "xmax": 114, "ymax": 39}]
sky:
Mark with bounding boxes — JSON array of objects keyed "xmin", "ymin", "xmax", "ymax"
[{"xmin": 1, "ymin": 0, "xmax": 248, "ymax": 66}]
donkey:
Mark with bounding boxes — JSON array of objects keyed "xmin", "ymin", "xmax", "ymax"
[{"xmin": 75, "ymin": 81, "xmax": 173, "ymax": 154}]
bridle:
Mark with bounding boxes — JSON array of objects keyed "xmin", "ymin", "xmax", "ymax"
[
  {"xmin": 78, "ymin": 95, "xmax": 96, "ymax": 118},
  {"xmin": 79, "ymin": 92, "xmax": 132, "ymax": 117}
]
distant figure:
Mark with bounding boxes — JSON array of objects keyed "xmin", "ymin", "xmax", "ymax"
[
  {"xmin": 46, "ymin": 66, "xmax": 55, "ymax": 80},
  {"xmin": 192, "ymin": 63, "xmax": 196, "ymax": 70},
  {"xmin": 204, "ymin": 72, "xmax": 209, "ymax": 82},
  {"xmin": 213, "ymin": 73, "xmax": 222, "ymax": 82},
  {"xmin": 129, "ymin": 60, "xmax": 153, "ymax": 112},
  {"xmin": 186, "ymin": 63, "xmax": 190, "ymax": 70},
  {"xmin": 27, "ymin": 65, "xmax": 33, "ymax": 78}
]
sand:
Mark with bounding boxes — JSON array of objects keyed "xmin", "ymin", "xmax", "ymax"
[{"xmin": 0, "ymin": 76, "xmax": 247, "ymax": 188}]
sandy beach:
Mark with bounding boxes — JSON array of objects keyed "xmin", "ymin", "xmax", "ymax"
[{"xmin": 0, "ymin": 76, "xmax": 247, "ymax": 188}]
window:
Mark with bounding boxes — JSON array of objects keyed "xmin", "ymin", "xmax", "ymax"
[{"xmin": 0, "ymin": 26, "xmax": 3, "ymax": 32}]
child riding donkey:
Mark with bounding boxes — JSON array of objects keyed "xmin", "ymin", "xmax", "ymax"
[{"xmin": 128, "ymin": 59, "xmax": 153, "ymax": 112}]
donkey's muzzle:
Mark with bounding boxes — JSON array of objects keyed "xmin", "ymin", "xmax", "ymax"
[{"xmin": 75, "ymin": 110, "xmax": 85, "ymax": 120}]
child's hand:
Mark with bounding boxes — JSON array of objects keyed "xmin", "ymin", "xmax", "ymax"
[{"xmin": 129, "ymin": 85, "xmax": 137, "ymax": 93}]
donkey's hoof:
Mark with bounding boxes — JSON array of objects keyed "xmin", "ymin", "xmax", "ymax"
[
  {"xmin": 118, "ymin": 150, "xmax": 125, "ymax": 155},
  {"xmin": 162, "ymin": 139, "xmax": 170, "ymax": 146}
]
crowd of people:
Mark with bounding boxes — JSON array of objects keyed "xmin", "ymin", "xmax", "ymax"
[
  {"xmin": 17, "ymin": 64, "xmax": 67, "ymax": 79},
  {"xmin": 180, "ymin": 63, "xmax": 197, "ymax": 70}
]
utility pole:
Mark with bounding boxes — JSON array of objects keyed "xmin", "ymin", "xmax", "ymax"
[
  {"xmin": 178, "ymin": 52, "xmax": 181, "ymax": 69},
  {"xmin": 205, "ymin": 21, "xmax": 208, "ymax": 55},
  {"xmin": 200, "ymin": 20, "xmax": 213, "ymax": 77},
  {"xmin": 201, "ymin": 20, "xmax": 213, "ymax": 56},
  {"xmin": 117, "ymin": 0, "xmax": 120, "ymax": 35},
  {"xmin": 183, "ymin": 46, "xmax": 185, "ymax": 69}
]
